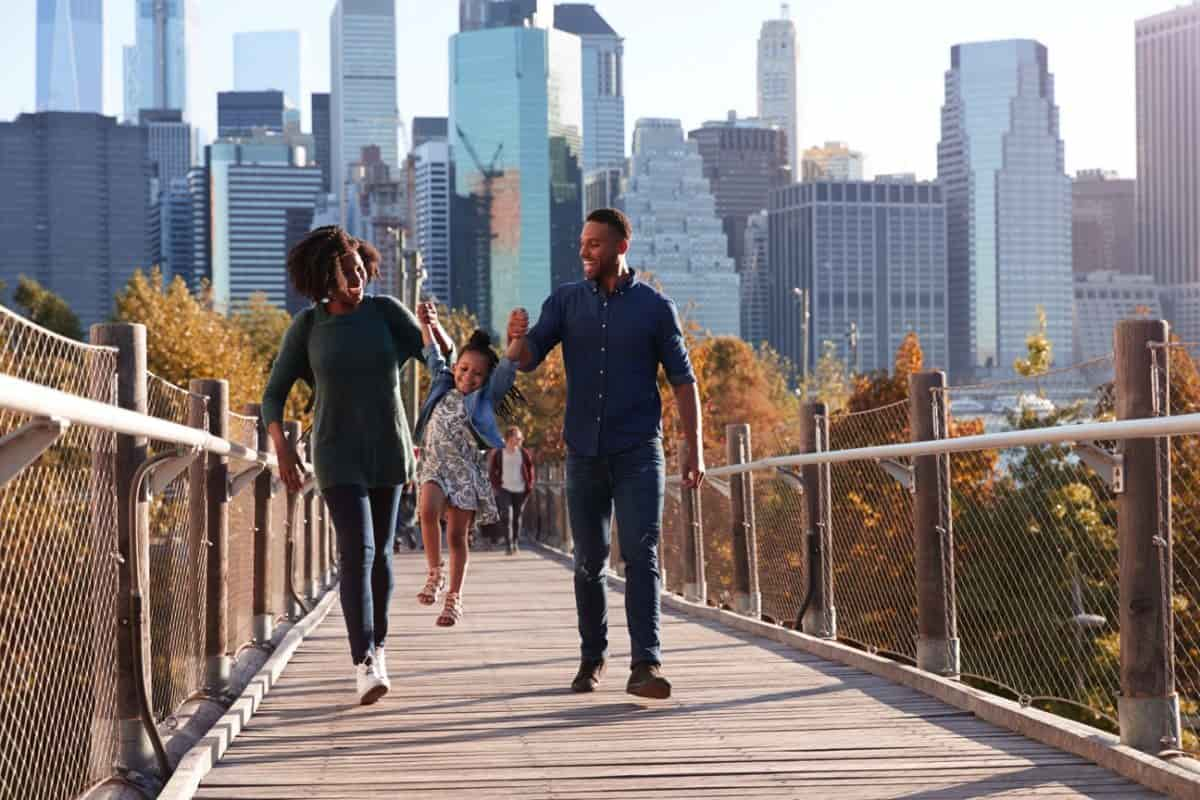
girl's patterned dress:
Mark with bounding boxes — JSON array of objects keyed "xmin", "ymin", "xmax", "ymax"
[{"xmin": 417, "ymin": 388, "xmax": 499, "ymax": 526}]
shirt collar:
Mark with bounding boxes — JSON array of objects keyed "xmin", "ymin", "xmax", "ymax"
[{"xmin": 588, "ymin": 267, "xmax": 638, "ymax": 296}]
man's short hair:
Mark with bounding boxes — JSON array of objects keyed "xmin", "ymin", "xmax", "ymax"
[{"xmin": 586, "ymin": 208, "xmax": 632, "ymax": 241}]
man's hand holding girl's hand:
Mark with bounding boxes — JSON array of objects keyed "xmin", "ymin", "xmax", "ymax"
[
  {"xmin": 507, "ymin": 307, "xmax": 529, "ymax": 343},
  {"xmin": 417, "ymin": 301, "xmax": 438, "ymax": 328}
]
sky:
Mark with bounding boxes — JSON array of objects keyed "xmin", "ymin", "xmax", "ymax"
[{"xmin": 0, "ymin": 0, "xmax": 1182, "ymax": 179}]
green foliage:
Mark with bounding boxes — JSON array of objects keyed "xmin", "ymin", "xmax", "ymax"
[{"xmin": 11, "ymin": 276, "xmax": 83, "ymax": 341}]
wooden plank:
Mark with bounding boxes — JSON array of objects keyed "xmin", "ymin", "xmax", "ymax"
[{"xmin": 196, "ymin": 550, "xmax": 1162, "ymax": 799}]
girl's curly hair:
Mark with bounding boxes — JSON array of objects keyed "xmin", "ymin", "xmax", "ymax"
[
  {"xmin": 461, "ymin": 329, "xmax": 526, "ymax": 419},
  {"xmin": 286, "ymin": 225, "xmax": 382, "ymax": 302}
]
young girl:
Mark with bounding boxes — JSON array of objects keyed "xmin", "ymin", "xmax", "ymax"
[{"xmin": 412, "ymin": 302, "xmax": 524, "ymax": 626}]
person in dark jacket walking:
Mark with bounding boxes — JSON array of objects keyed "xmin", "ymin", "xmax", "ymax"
[{"xmin": 488, "ymin": 427, "xmax": 536, "ymax": 555}]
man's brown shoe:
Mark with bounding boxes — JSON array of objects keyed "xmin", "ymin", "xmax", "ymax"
[
  {"xmin": 571, "ymin": 659, "xmax": 606, "ymax": 692},
  {"xmin": 626, "ymin": 662, "xmax": 671, "ymax": 699}
]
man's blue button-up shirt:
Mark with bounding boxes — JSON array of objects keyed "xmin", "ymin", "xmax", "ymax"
[{"xmin": 521, "ymin": 270, "xmax": 696, "ymax": 458}]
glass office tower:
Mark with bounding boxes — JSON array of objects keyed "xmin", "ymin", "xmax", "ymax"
[
  {"xmin": 449, "ymin": 24, "xmax": 583, "ymax": 330},
  {"xmin": 938, "ymin": 40, "xmax": 1072, "ymax": 381}
]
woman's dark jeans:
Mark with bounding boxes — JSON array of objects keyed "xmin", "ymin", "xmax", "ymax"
[{"xmin": 322, "ymin": 485, "xmax": 401, "ymax": 665}]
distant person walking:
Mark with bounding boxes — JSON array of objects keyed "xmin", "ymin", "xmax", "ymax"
[
  {"xmin": 488, "ymin": 426, "xmax": 536, "ymax": 555},
  {"xmin": 262, "ymin": 225, "xmax": 423, "ymax": 706},
  {"xmin": 507, "ymin": 208, "xmax": 705, "ymax": 700}
]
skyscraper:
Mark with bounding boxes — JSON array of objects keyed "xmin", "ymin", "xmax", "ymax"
[
  {"xmin": 756, "ymin": 5, "xmax": 799, "ymax": 173},
  {"xmin": 802, "ymin": 141, "xmax": 864, "ymax": 181},
  {"xmin": 311, "ymin": 93, "xmax": 332, "ymax": 194},
  {"xmin": 36, "ymin": 0, "xmax": 103, "ymax": 113},
  {"xmin": 141, "ymin": 108, "xmax": 192, "ymax": 185},
  {"xmin": 218, "ymin": 91, "xmax": 288, "ymax": 138},
  {"xmin": 196, "ymin": 140, "xmax": 323, "ymax": 311},
  {"xmin": 449, "ymin": 18, "xmax": 583, "ymax": 329},
  {"xmin": 136, "ymin": 0, "xmax": 190, "ymax": 116},
  {"xmin": 938, "ymin": 40, "xmax": 1072, "ymax": 381},
  {"xmin": 234, "ymin": 31, "xmax": 302, "ymax": 110},
  {"xmin": 742, "ymin": 211, "xmax": 771, "ymax": 346},
  {"xmin": 555, "ymin": 4, "xmax": 625, "ymax": 173},
  {"xmin": 689, "ymin": 113, "xmax": 788, "ymax": 341},
  {"xmin": 123, "ymin": 45, "xmax": 140, "ymax": 123},
  {"xmin": 412, "ymin": 116, "xmax": 449, "ymax": 150},
  {"xmin": 1072, "ymin": 170, "xmax": 1136, "ymax": 276},
  {"xmin": 1136, "ymin": 4, "xmax": 1200, "ymax": 304},
  {"xmin": 624, "ymin": 118, "xmax": 740, "ymax": 338},
  {"xmin": 769, "ymin": 178, "xmax": 949, "ymax": 377},
  {"xmin": 0, "ymin": 113, "xmax": 153, "ymax": 327},
  {"xmin": 331, "ymin": 0, "xmax": 399, "ymax": 219},
  {"xmin": 414, "ymin": 140, "xmax": 452, "ymax": 305},
  {"xmin": 459, "ymin": 0, "xmax": 489, "ymax": 31}
]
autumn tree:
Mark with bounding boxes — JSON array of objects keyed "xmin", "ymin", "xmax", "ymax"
[{"xmin": 114, "ymin": 269, "xmax": 267, "ymax": 412}]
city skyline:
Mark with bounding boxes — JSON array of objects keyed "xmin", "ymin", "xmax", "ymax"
[{"xmin": 0, "ymin": 0, "xmax": 1174, "ymax": 180}]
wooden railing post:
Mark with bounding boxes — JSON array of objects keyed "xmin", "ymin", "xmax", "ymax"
[
  {"xmin": 728, "ymin": 424, "xmax": 761, "ymax": 617},
  {"xmin": 1116, "ymin": 319, "xmax": 1181, "ymax": 754},
  {"xmin": 910, "ymin": 371, "xmax": 959, "ymax": 677},
  {"xmin": 90, "ymin": 323, "xmax": 152, "ymax": 772},
  {"xmin": 248, "ymin": 404, "xmax": 274, "ymax": 643},
  {"xmin": 800, "ymin": 401, "xmax": 835, "ymax": 638},
  {"xmin": 192, "ymin": 378, "xmax": 232, "ymax": 693}
]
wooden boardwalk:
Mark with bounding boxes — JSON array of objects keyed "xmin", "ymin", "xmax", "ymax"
[{"xmin": 195, "ymin": 550, "xmax": 1161, "ymax": 799}]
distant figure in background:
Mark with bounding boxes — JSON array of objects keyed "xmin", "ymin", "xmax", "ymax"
[{"xmin": 489, "ymin": 426, "xmax": 536, "ymax": 555}]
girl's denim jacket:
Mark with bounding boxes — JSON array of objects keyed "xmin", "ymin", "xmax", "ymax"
[{"xmin": 412, "ymin": 343, "xmax": 517, "ymax": 451}]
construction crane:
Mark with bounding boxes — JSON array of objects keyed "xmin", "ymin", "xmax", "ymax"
[{"xmin": 455, "ymin": 124, "xmax": 504, "ymax": 326}]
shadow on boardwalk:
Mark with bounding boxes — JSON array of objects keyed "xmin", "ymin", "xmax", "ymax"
[{"xmin": 195, "ymin": 550, "xmax": 1161, "ymax": 799}]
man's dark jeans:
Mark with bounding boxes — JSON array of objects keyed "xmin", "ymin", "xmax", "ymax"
[{"xmin": 566, "ymin": 439, "xmax": 665, "ymax": 667}]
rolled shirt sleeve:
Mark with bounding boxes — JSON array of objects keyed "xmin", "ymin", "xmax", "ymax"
[
  {"xmin": 521, "ymin": 291, "xmax": 564, "ymax": 372},
  {"xmin": 656, "ymin": 297, "xmax": 696, "ymax": 387}
]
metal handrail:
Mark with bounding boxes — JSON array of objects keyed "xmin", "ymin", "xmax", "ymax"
[
  {"xmin": 0, "ymin": 373, "xmax": 276, "ymax": 468},
  {"xmin": 690, "ymin": 411, "xmax": 1200, "ymax": 480}
]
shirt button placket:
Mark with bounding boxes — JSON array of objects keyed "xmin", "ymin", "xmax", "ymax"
[{"xmin": 597, "ymin": 294, "xmax": 610, "ymax": 451}]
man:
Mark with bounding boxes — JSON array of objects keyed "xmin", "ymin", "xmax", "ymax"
[{"xmin": 507, "ymin": 207, "xmax": 705, "ymax": 700}]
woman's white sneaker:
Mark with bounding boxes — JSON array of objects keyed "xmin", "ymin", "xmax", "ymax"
[
  {"xmin": 356, "ymin": 657, "xmax": 388, "ymax": 705},
  {"xmin": 374, "ymin": 647, "xmax": 392, "ymax": 689}
]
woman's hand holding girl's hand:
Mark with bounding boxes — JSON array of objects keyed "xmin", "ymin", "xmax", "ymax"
[{"xmin": 417, "ymin": 301, "xmax": 438, "ymax": 329}]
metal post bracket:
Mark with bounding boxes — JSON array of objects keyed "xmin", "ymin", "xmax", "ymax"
[
  {"xmin": 146, "ymin": 448, "xmax": 200, "ymax": 496},
  {"xmin": 228, "ymin": 462, "xmax": 266, "ymax": 499},
  {"xmin": 877, "ymin": 458, "xmax": 915, "ymax": 493},
  {"xmin": 0, "ymin": 416, "xmax": 69, "ymax": 489},
  {"xmin": 1073, "ymin": 442, "xmax": 1124, "ymax": 493}
]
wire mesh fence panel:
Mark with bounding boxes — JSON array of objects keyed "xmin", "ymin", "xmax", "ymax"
[
  {"xmin": 826, "ymin": 401, "xmax": 917, "ymax": 659},
  {"xmin": 942, "ymin": 358, "xmax": 1120, "ymax": 732},
  {"xmin": 700, "ymin": 480, "xmax": 735, "ymax": 608},
  {"xmin": 753, "ymin": 469, "xmax": 807, "ymax": 627},
  {"xmin": 225, "ymin": 412, "xmax": 258, "ymax": 657},
  {"xmin": 145, "ymin": 375, "xmax": 208, "ymax": 722},
  {"xmin": 1162, "ymin": 343, "xmax": 1200, "ymax": 754},
  {"xmin": 0, "ymin": 308, "xmax": 121, "ymax": 800}
]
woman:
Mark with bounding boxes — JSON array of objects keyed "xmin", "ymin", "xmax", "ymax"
[
  {"xmin": 262, "ymin": 225, "xmax": 425, "ymax": 705},
  {"xmin": 487, "ymin": 426, "xmax": 535, "ymax": 555}
]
